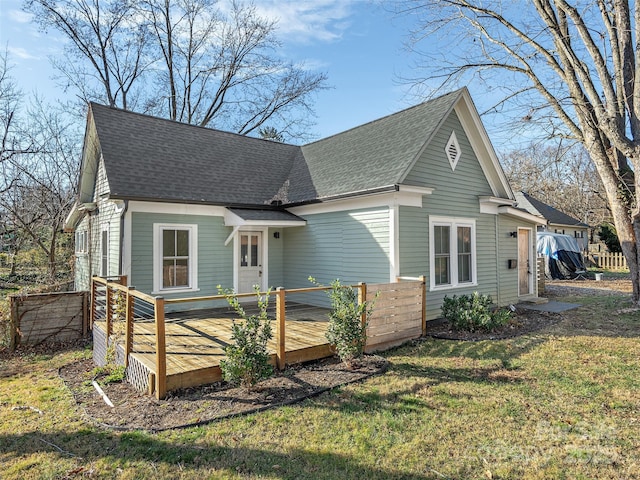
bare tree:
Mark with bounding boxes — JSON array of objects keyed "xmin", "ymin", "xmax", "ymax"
[
  {"xmin": 501, "ymin": 142, "xmax": 609, "ymax": 227},
  {"xmin": 398, "ymin": 0, "xmax": 640, "ymax": 302},
  {"xmin": 26, "ymin": 0, "xmax": 328, "ymax": 140},
  {"xmin": 0, "ymin": 79, "xmax": 80, "ymax": 281},
  {"xmin": 0, "ymin": 53, "xmax": 37, "ymax": 194},
  {"xmin": 25, "ymin": 0, "xmax": 152, "ymax": 110}
]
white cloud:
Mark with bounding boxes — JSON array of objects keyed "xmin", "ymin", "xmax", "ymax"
[
  {"xmin": 7, "ymin": 46, "xmax": 38, "ymax": 60},
  {"xmin": 8, "ymin": 9, "xmax": 33, "ymax": 24},
  {"xmin": 251, "ymin": 0, "xmax": 356, "ymax": 44}
]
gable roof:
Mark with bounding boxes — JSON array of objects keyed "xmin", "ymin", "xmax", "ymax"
[
  {"xmin": 77, "ymin": 88, "xmax": 512, "ymax": 210},
  {"xmin": 293, "ymin": 90, "xmax": 463, "ymax": 203},
  {"xmin": 89, "ymin": 103, "xmax": 303, "ymax": 206},
  {"xmin": 515, "ymin": 192, "xmax": 588, "ymax": 227}
]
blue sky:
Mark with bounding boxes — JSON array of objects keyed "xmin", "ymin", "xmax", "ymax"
[
  {"xmin": 0, "ymin": 1, "xmax": 425, "ymax": 138},
  {"xmin": 0, "ymin": 0, "xmax": 519, "ymax": 148}
]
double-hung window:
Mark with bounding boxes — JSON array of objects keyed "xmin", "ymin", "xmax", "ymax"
[
  {"xmin": 430, "ymin": 217, "xmax": 476, "ymax": 290},
  {"xmin": 75, "ymin": 230, "xmax": 88, "ymax": 255},
  {"xmin": 153, "ymin": 224, "xmax": 198, "ymax": 293}
]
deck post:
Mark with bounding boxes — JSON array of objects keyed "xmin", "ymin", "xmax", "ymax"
[
  {"xmin": 124, "ymin": 286, "xmax": 135, "ymax": 367},
  {"xmin": 358, "ymin": 282, "xmax": 367, "ymax": 327},
  {"xmin": 276, "ymin": 287, "xmax": 286, "ymax": 370},
  {"xmin": 104, "ymin": 282, "xmax": 113, "ymax": 357},
  {"xmin": 90, "ymin": 278, "xmax": 97, "ymax": 329},
  {"xmin": 419, "ymin": 275, "xmax": 427, "ymax": 336},
  {"xmin": 154, "ymin": 296, "xmax": 167, "ymax": 400}
]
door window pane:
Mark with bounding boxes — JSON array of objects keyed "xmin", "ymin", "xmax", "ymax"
[
  {"xmin": 251, "ymin": 235, "xmax": 258, "ymax": 266},
  {"xmin": 240, "ymin": 235, "xmax": 248, "ymax": 266}
]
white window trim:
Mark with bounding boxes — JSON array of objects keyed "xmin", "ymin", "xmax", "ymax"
[
  {"xmin": 429, "ymin": 216, "xmax": 477, "ymax": 291},
  {"xmin": 75, "ymin": 230, "xmax": 88, "ymax": 255},
  {"xmin": 100, "ymin": 225, "xmax": 109, "ymax": 277},
  {"xmin": 153, "ymin": 223, "xmax": 199, "ymax": 295}
]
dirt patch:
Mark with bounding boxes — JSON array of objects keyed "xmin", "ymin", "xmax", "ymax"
[
  {"xmin": 544, "ymin": 278, "xmax": 633, "ymax": 297},
  {"xmin": 59, "ymin": 354, "xmax": 388, "ymax": 432}
]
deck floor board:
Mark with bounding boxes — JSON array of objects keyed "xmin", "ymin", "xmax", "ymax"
[{"xmin": 97, "ymin": 303, "xmax": 332, "ymax": 391}]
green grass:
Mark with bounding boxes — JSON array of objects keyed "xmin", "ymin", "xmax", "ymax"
[{"xmin": 1, "ymin": 294, "xmax": 639, "ymax": 479}]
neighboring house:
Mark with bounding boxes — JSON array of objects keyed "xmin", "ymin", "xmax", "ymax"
[
  {"xmin": 64, "ymin": 88, "xmax": 543, "ymax": 321},
  {"xmin": 514, "ymin": 191, "xmax": 589, "ymax": 252}
]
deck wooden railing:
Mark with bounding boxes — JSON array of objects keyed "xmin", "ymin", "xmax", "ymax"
[{"xmin": 91, "ymin": 277, "xmax": 427, "ymax": 400}]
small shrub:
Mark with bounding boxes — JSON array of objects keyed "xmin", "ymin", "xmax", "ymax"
[
  {"xmin": 91, "ymin": 364, "xmax": 126, "ymax": 385},
  {"xmin": 441, "ymin": 292, "xmax": 511, "ymax": 332},
  {"xmin": 217, "ymin": 285, "xmax": 273, "ymax": 389},
  {"xmin": 310, "ymin": 277, "xmax": 377, "ymax": 366}
]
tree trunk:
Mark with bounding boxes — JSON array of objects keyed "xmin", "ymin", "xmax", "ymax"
[{"xmin": 584, "ymin": 137, "xmax": 640, "ymax": 303}]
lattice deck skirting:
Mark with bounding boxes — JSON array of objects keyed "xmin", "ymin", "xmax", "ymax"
[
  {"xmin": 93, "ymin": 324, "xmax": 152, "ymax": 393},
  {"xmin": 125, "ymin": 355, "xmax": 151, "ymax": 393}
]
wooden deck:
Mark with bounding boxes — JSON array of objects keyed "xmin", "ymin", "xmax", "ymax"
[{"xmin": 96, "ymin": 302, "xmax": 332, "ymax": 393}]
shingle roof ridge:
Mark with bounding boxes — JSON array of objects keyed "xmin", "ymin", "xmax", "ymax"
[
  {"xmin": 302, "ymin": 88, "xmax": 464, "ymax": 147},
  {"xmin": 89, "ymin": 102, "xmax": 300, "ymax": 149}
]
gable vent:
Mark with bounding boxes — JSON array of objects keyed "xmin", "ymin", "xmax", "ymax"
[{"xmin": 445, "ymin": 131, "xmax": 461, "ymax": 171}]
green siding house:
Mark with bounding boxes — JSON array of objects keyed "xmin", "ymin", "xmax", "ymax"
[{"xmin": 65, "ymin": 88, "xmax": 543, "ymax": 320}]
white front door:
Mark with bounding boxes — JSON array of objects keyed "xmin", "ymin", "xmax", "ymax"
[{"xmin": 238, "ymin": 231, "xmax": 263, "ymax": 293}]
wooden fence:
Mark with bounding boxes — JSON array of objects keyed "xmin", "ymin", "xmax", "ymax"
[
  {"xmin": 91, "ymin": 276, "xmax": 427, "ymax": 400},
  {"xmin": 8, "ymin": 291, "xmax": 89, "ymax": 350},
  {"xmin": 537, "ymin": 257, "xmax": 545, "ymax": 294},
  {"xmin": 591, "ymin": 252, "xmax": 628, "ymax": 271},
  {"xmin": 365, "ymin": 277, "xmax": 426, "ymax": 353}
]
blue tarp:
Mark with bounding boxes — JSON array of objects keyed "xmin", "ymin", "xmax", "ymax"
[{"xmin": 537, "ymin": 232, "xmax": 586, "ymax": 279}]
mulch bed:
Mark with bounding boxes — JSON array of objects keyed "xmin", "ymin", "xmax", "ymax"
[
  {"xmin": 427, "ymin": 307, "xmax": 563, "ymax": 341},
  {"xmin": 59, "ymin": 354, "xmax": 389, "ymax": 432}
]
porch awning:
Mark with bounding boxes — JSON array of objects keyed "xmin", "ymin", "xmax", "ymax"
[{"xmin": 224, "ymin": 208, "xmax": 307, "ymax": 227}]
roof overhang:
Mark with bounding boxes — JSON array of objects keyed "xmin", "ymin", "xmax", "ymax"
[
  {"xmin": 224, "ymin": 208, "xmax": 307, "ymax": 228},
  {"xmin": 63, "ymin": 201, "xmax": 97, "ymax": 232},
  {"xmin": 288, "ymin": 184, "xmax": 434, "ymax": 216},
  {"xmin": 479, "ymin": 196, "xmax": 516, "ymax": 215},
  {"xmin": 498, "ymin": 206, "xmax": 547, "ymax": 225}
]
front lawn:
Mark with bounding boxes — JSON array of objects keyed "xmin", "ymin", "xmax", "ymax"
[{"xmin": 1, "ymin": 290, "xmax": 638, "ymax": 479}]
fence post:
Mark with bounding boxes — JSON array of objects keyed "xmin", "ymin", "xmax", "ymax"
[
  {"xmin": 358, "ymin": 282, "xmax": 367, "ymax": 328},
  {"xmin": 9, "ymin": 296, "xmax": 19, "ymax": 352},
  {"xmin": 276, "ymin": 287, "xmax": 286, "ymax": 370},
  {"xmin": 154, "ymin": 296, "xmax": 167, "ymax": 400},
  {"xmin": 419, "ymin": 275, "xmax": 427, "ymax": 336},
  {"xmin": 124, "ymin": 286, "xmax": 135, "ymax": 367},
  {"xmin": 82, "ymin": 291, "xmax": 89, "ymax": 336}
]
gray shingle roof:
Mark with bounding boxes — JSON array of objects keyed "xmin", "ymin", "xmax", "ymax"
[
  {"xmin": 294, "ymin": 91, "xmax": 461, "ymax": 202},
  {"xmin": 89, "ymin": 89, "xmax": 464, "ymax": 207},
  {"xmin": 515, "ymin": 192, "xmax": 588, "ymax": 227},
  {"xmin": 91, "ymin": 103, "xmax": 303, "ymax": 205}
]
